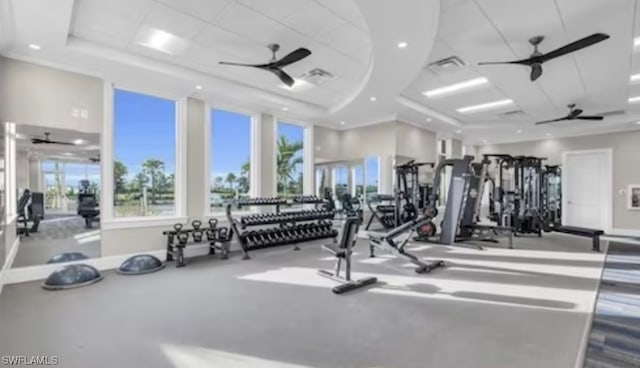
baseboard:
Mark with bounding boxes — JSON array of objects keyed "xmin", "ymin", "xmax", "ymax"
[
  {"xmin": 2, "ymin": 236, "xmax": 21, "ymax": 272},
  {"xmin": 0, "ymin": 236, "xmax": 21, "ymax": 296},
  {"xmin": 1, "ymin": 249, "xmax": 166, "ymax": 286},
  {"xmin": 608, "ymin": 228, "xmax": 640, "ymax": 237}
]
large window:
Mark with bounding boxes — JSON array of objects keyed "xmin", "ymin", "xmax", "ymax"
[
  {"xmin": 210, "ymin": 109, "xmax": 252, "ymax": 212},
  {"xmin": 315, "ymin": 167, "xmax": 327, "ymax": 197},
  {"xmin": 365, "ymin": 156, "xmax": 379, "ymax": 202},
  {"xmin": 42, "ymin": 161, "xmax": 100, "ymax": 212},
  {"xmin": 113, "ymin": 89, "xmax": 176, "ymax": 218},
  {"xmin": 276, "ymin": 122, "xmax": 304, "ymax": 197}
]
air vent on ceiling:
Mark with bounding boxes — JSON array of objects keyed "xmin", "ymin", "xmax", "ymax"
[
  {"xmin": 300, "ymin": 68, "xmax": 334, "ymax": 86},
  {"xmin": 498, "ymin": 109, "xmax": 525, "ymax": 118},
  {"xmin": 426, "ymin": 56, "xmax": 467, "ymax": 74}
]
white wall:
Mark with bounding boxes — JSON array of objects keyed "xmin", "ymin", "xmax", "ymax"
[
  {"xmin": 15, "ymin": 152, "xmax": 29, "ymax": 192},
  {"xmin": 0, "ymin": 57, "xmax": 102, "ymax": 133},
  {"xmin": 395, "ymin": 121, "xmax": 438, "ymax": 163},
  {"xmin": 476, "ymin": 130, "xmax": 640, "ymax": 231}
]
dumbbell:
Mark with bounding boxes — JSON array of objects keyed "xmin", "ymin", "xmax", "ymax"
[
  {"xmin": 217, "ymin": 227, "xmax": 229, "ymax": 241},
  {"xmin": 191, "ymin": 220, "xmax": 204, "ymax": 243},
  {"xmin": 245, "ymin": 231, "xmax": 259, "ymax": 246}
]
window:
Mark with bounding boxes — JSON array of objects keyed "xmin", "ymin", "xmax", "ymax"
[
  {"xmin": 365, "ymin": 156, "xmax": 379, "ymax": 202},
  {"xmin": 276, "ymin": 122, "xmax": 304, "ymax": 198},
  {"xmin": 315, "ymin": 167, "xmax": 327, "ymax": 197},
  {"xmin": 210, "ymin": 109, "xmax": 252, "ymax": 212},
  {"xmin": 42, "ymin": 161, "xmax": 64, "ymax": 211},
  {"xmin": 42, "ymin": 161, "xmax": 101, "ymax": 212},
  {"xmin": 113, "ymin": 89, "xmax": 176, "ymax": 218},
  {"xmin": 334, "ymin": 166, "xmax": 348, "ymax": 199}
]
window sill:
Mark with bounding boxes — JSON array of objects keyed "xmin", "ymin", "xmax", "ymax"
[{"xmin": 101, "ymin": 216, "xmax": 188, "ymax": 230}]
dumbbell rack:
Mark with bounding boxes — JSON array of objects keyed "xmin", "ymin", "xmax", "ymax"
[
  {"xmin": 163, "ymin": 219, "xmax": 234, "ymax": 268},
  {"xmin": 226, "ymin": 196, "xmax": 337, "ymax": 260}
]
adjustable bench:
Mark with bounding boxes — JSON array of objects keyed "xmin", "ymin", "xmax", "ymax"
[
  {"xmin": 553, "ymin": 225, "xmax": 604, "ymax": 252},
  {"xmin": 318, "ymin": 216, "xmax": 378, "ymax": 294}
]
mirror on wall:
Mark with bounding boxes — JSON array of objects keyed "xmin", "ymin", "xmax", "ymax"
[
  {"xmin": 0, "ymin": 123, "xmax": 5, "ymax": 268},
  {"xmin": 11, "ymin": 125, "xmax": 101, "ymax": 268}
]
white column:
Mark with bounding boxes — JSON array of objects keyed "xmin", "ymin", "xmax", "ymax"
[
  {"xmin": 348, "ymin": 165, "xmax": 355, "ymax": 196},
  {"xmin": 379, "ymin": 155, "xmax": 394, "ymax": 195},
  {"xmin": 303, "ymin": 126, "xmax": 314, "ymax": 196},
  {"xmin": 250, "ymin": 114, "xmax": 262, "ymax": 198},
  {"xmin": 100, "ymin": 81, "xmax": 114, "ymax": 220},
  {"xmin": 259, "ymin": 114, "xmax": 277, "ymax": 197}
]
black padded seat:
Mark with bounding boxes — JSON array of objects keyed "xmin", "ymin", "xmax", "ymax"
[{"xmin": 554, "ymin": 225, "xmax": 604, "ymax": 251}]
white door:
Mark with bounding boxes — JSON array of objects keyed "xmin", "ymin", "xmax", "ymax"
[{"xmin": 563, "ymin": 151, "xmax": 609, "ymax": 229}]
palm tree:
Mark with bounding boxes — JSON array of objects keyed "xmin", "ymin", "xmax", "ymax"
[
  {"xmin": 276, "ymin": 136, "xmax": 303, "ymax": 195},
  {"xmin": 113, "ymin": 161, "xmax": 128, "ymax": 194},
  {"xmin": 142, "ymin": 159, "xmax": 165, "ymax": 204},
  {"xmin": 214, "ymin": 176, "xmax": 224, "ymax": 190},
  {"xmin": 225, "ymin": 173, "xmax": 237, "ymax": 190}
]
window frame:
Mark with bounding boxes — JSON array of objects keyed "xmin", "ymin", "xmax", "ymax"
[
  {"xmin": 204, "ymin": 103, "xmax": 259, "ymax": 218},
  {"xmin": 101, "ymin": 82, "xmax": 187, "ymax": 229}
]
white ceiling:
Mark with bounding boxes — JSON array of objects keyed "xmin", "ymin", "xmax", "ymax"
[
  {"xmin": 2, "ymin": 0, "xmax": 640, "ymax": 144},
  {"xmin": 400, "ymin": 0, "xmax": 640, "ymax": 143},
  {"xmin": 12, "ymin": 125, "xmax": 100, "ymax": 162}
]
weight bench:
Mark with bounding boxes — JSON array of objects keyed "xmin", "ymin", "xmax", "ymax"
[
  {"xmin": 553, "ymin": 225, "xmax": 603, "ymax": 252},
  {"xmin": 318, "ymin": 216, "xmax": 378, "ymax": 294},
  {"xmin": 368, "ymin": 215, "xmax": 445, "ymax": 274}
]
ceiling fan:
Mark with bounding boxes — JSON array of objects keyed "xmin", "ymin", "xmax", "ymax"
[
  {"xmin": 89, "ymin": 154, "xmax": 100, "ymax": 163},
  {"xmin": 219, "ymin": 44, "xmax": 311, "ymax": 87},
  {"xmin": 478, "ymin": 33, "xmax": 610, "ymax": 81},
  {"xmin": 31, "ymin": 132, "xmax": 75, "ymax": 145},
  {"xmin": 534, "ymin": 104, "xmax": 604, "ymax": 125}
]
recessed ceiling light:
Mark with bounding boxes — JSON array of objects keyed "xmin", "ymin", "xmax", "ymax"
[
  {"xmin": 457, "ymin": 99, "xmax": 514, "ymax": 114},
  {"xmin": 636, "ymin": 121, "xmax": 640, "ymax": 125},
  {"xmin": 631, "ymin": 74, "xmax": 640, "ymax": 82},
  {"xmin": 370, "ymin": 97, "xmax": 377, "ymax": 102},
  {"xmin": 195, "ymin": 85, "xmax": 203, "ymax": 90},
  {"xmin": 136, "ymin": 27, "xmax": 187, "ymax": 55},
  {"xmin": 634, "ymin": 36, "xmax": 640, "ymax": 47},
  {"xmin": 398, "ymin": 42, "xmax": 408, "ymax": 49},
  {"xmin": 456, "ymin": 129, "xmax": 462, "ymax": 134},
  {"xmin": 629, "ymin": 96, "xmax": 640, "ymax": 103},
  {"xmin": 73, "ymin": 139, "xmax": 88, "ymax": 145},
  {"xmin": 516, "ymin": 129, "xmax": 523, "ymax": 133},
  {"xmin": 63, "ymin": 152, "xmax": 73, "ymax": 156},
  {"xmin": 423, "ymin": 77, "xmax": 489, "ymax": 98},
  {"xmin": 426, "ymin": 118, "xmax": 432, "ymax": 122},
  {"xmin": 339, "ymin": 121, "xmax": 345, "ymax": 125},
  {"xmin": 482, "ymin": 139, "xmax": 488, "ymax": 144},
  {"xmin": 279, "ymin": 79, "xmax": 313, "ymax": 92},
  {"xmin": 28, "ymin": 44, "xmax": 41, "ymax": 50},
  {"xmin": 282, "ymin": 107, "xmax": 289, "ymax": 111},
  {"xmin": 15, "ymin": 133, "xmax": 27, "ymax": 140},
  {"xmin": 546, "ymin": 133, "xmax": 552, "ymax": 137}
]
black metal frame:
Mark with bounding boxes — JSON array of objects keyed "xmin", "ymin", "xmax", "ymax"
[
  {"xmin": 318, "ymin": 217, "xmax": 378, "ymax": 294},
  {"xmin": 368, "ymin": 214, "xmax": 445, "ymax": 274},
  {"xmin": 164, "ymin": 222, "xmax": 232, "ymax": 267}
]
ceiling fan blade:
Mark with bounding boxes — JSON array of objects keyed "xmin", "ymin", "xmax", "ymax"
[
  {"xmin": 530, "ymin": 64, "xmax": 543, "ymax": 81},
  {"xmin": 219, "ymin": 61, "xmax": 267, "ymax": 68},
  {"xmin": 478, "ymin": 60, "xmax": 531, "ymax": 66},
  {"xmin": 274, "ymin": 48, "xmax": 311, "ymax": 68},
  {"xmin": 271, "ymin": 69, "xmax": 295, "ymax": 87},
  {"xmin": 50, "ymin": 141, "xmax": 75, "ymax": 145},
  {"xmin": 540, "ymin": 33, "xmax": 610, "ymax": 63},
  {"xmin": 534, "ymin": 117, "xmax": 569, "ymax": 125},
  {"xmin": 576, "ymin": 116, "xmax": 604, "ymax": 120}
]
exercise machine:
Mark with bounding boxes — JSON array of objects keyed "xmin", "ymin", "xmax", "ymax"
[
  {"xmin": 368, "ymin": 214, "xmax": 445, "ymax": 273},
  {"xmin": 17, "ymin": 189, "xmax": 44, "ymax": 236},
  {"xmin": 77, "ymin": 180, "xmax": 100, "ymax": 228},
  {"xmin": 318, "ymin": 216, "xmax": 378, "ymax": 294}
]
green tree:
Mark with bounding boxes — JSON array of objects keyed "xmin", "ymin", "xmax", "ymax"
[
  {"xmin": 225, "ymin": 172, "xmax": 237, "ymax": 190},
  {"xmin": 214, "ymin": 176, "xmax": 224, "ymax": 191},
  {"xmin": 132, "ymin": 172, "xmax": 149, "ymax": 192},
  {"xmin": 237, "ymin": 159, "xmax": 250, "ymax": 194},
  {"xmin": 142, "ymin": 159, "xmax": 165, "ymax": 204},
  {"xmin": 276, "ymin": 136, "xmax": 303, "ymax": 195},
  {"xmin": 114, "ymin": 161, "xmax": 128, "ymax": 194}
]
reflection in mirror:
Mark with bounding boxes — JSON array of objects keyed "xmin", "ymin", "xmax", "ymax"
[
  {"xmin": 11, "ymin": 125, "xmax": 100, "ymax": 268},
  {"xmin": 0, "ymin": 122, "xmax": 5, "ymax": 267}
]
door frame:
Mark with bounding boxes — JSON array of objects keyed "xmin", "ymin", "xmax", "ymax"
[{"xmin": 561, "ymin": 148, "xmax": 612, "ymax": 232}]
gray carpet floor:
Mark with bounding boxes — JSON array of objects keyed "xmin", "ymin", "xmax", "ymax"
[
  {"xmin": 12, "ymin": 216, "xmax": 100, "ymax": 268},
  {"xmin": 0, "ymin": 233, "xmax": 605, "ymax": 368}
]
